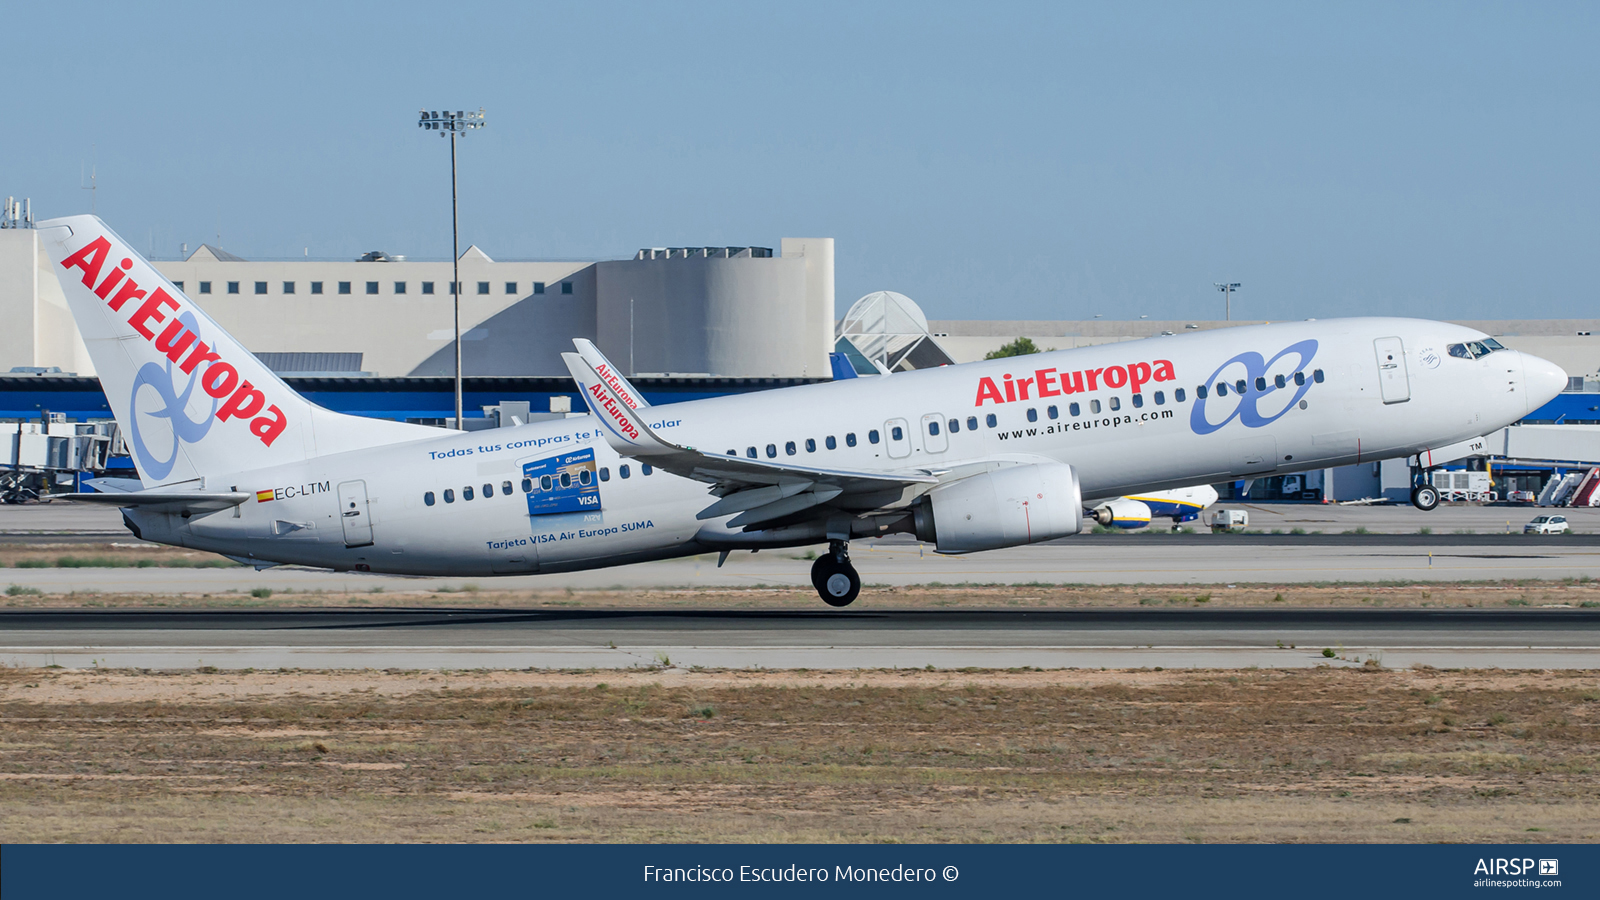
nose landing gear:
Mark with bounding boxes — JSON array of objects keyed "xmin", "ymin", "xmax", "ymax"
[
  {"xmin": 810, "ymin": 540, "xmax": 861, "ymax": 607},
  {"xmin": 1411, "ymin": 484, "xmax": 1440, "ymax": 511}
]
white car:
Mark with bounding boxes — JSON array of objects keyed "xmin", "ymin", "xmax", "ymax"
[{"xmin": 1525, "ymin": 515, "xmax": 1570, "ymax": 535}]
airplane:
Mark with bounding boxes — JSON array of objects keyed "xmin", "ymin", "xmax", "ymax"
[
  {"xmin": 38, "ymin": 216, "xmax": 1568, "ymax": 607},
  {"xmin": 1091, "ymin": 484, "xmax": 1219, "ymax": 530}
]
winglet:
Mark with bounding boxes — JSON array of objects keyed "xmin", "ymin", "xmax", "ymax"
[
  {"xmin": 573, "ymin": 339, "xmax": 649, "ymax": 410},
  {"xmin": 562, "ymin": 352, "xmax": 676, "ymax": 457}
]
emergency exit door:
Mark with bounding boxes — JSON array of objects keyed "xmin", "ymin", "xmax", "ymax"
[
  {"xmin": 1374, "ymin": 337, "xmax": 1410, "ymax": 404},
  {"xmin": 337, "ymin": 480, "xmax": 374, "ymax": 547}
]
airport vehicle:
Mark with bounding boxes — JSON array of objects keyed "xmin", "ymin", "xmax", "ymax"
[
  {"xmin": 1508, "ymin": 490, "xmax": 1536, "ymax": 504},
  {"xmin": 1524, "ymin": 514, "xmax": 1570, "ymax": 535},
  {"xmin": 1209, "ymin": 508, "xmax": 1249, "ymax": 532},
  {"xmin": 38, "ymin": 216, "xmax": 1568, "ymax": 606},
  {"xmin": 1092, "ymin": 484, "xmax": 1219, "ymax": 530}
]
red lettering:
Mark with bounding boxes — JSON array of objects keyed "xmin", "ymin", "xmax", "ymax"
[
  {"xmin": 1129, "ymin": 362, "xmax": 1152, "ymax": 393},
  {"xmin": 128, "ymin": 288, "xmax": 180, "ymax": 339},
  {"xmin": 93, "ymin": 259, "xmax": 132, "ymax": 300},
  {"xmin": 1016, "ymin": 376, "xmax": 1034, "ymax": 400},
  {"xmin": 1035, "ymin": 368, "xmax": 1060, "ymax": 397},
  {"xmin": 975, "ymin": 377, "xmax": 1004, "ymax": 405},
  {"xmin": 154, "ymin": 320, "xmax": 197, "ymax": 363},
  {"xmin": 250, "ymin": 405, "xmax": 288, "ymax": 446},
  {"xmin": 180, "ymin": 340, "xmax": 221, "ymax": 375},
  {"xmin": 1153, "ymin": 359, "xmax": 1176, "ymax": 382},
  {"xmin": 1103, "ymin": 365, "xmax": 1127, "ymax": 389},
  {"xmin": 1060, "ymin": 371, "xmax": 1084, "ymax": 394},
  {"xmin": 1003, "ymin": 376, "xmax": 1016, "ymax": 403},
  {"xmin": 217, "ymin": 380, "xmax": 266, "ymax": 421},
  {"xmin": 107, "ymin": 277, "xmax": 147, "ymax": 312},
  {"xmin": 60, "ymin": 237, "xmax": 111, "ymax": 288},
  {"xmin": 1085, "ymin": 368, "xmax": 1104, "ymax": 390},
  {"xmin": 201, "ymin": 362, "xmax": 239, "ymax": 399}
]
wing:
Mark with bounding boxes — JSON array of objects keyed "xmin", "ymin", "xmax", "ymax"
[{"xmin": 561, "ymin": 348, "xmax": 938, "ymax": 527}]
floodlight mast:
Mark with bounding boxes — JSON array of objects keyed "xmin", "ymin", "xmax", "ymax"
[
  {"xmin": 418, "ymin": 108, "xmax": 486, "ymax": 430},
  {"xmin": 1214, "ymin": 282, "xmax": 1241, "ymax": 322}
]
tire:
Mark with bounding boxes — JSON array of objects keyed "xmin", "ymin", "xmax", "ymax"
[
  {"xmin": 1411, "ymin": 485, "xmax": 1440, "ymax": 512},
  {"xmin": 810, "ymin": 555, "xmax": 861, "ymax": 608}
]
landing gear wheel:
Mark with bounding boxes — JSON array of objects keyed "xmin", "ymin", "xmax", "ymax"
[
  {"xmin": 1411, "ymin": 484, "xmax": 1440, "ymax": 512},
  {"xmin": 810, "ymin": 546, "xmax": 861, "ymax": 608}
]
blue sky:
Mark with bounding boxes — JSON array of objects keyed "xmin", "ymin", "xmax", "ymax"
[{"xmin": 8, "ymin": 2, "xmax": 1597, "ymax": 321}]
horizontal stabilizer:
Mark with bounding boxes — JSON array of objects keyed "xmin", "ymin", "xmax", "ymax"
[{"xmin": 61, "ymin": 490, "xmax": 251, "ymax": 515}]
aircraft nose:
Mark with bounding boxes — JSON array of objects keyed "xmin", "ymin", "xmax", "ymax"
[{"xmin": 1519, "ymin": 351, "xmax": 1568, "ymax": 412}]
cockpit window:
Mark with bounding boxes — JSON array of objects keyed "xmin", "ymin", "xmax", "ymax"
[
  {"xmin": 1447, "ymin": 343, "xmax": 1471, "ymax": 359},
  {"xmin": 1482, "ymin": 337, "xmax": 1505, "ymax": 350},
  {"xmin": 1467, "ymin": 340, "xmax": 1491, "ymax": 358},
  {"xmin": 1448, "ymin": 341, "xmax": 1499, "ymax": 360}
]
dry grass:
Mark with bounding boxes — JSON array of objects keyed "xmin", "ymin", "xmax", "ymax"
[
  {"xmin": 0, "ymin": 666, "xmax": 1595, "ymax": 843},
  {"xmin": 3, "ymin": 578, "xmax": 1600, "ymax": 610}
]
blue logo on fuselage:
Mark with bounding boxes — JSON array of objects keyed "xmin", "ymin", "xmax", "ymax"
[{"xmin": 1189, "ymin": 339, "xmax": 1318, "ymax": 435}]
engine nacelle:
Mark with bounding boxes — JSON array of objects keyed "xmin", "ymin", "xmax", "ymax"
[
  {"xmin": 913, "ymin": 462, "xmax": 1083, "ymax": 553},
  {"xmin": 1092, "ymin": 498, "xmax": 1153, "ymax": 529}
]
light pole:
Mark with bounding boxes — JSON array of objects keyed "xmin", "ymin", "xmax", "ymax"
[
  {"xmin": 418, "ymin": 108, "xmax": 486, "ymax": 429},
  {"xmin": 1214, "ymin": 282, "xmax": 1241, "ymax": 321}
]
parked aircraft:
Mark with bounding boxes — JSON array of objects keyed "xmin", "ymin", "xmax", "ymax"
[
  {"xmin": 40, "ymin": 216, "xmax": 1567, "ymax": 606},
  {"xmin": 1091, "ymin": 485, "xmax": 1219, "ymax": 530}
]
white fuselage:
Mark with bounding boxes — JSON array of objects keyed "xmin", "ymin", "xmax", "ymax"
[{"xmin": 126, "ymin": 317, "xmax": 1563, "ymax": 575}]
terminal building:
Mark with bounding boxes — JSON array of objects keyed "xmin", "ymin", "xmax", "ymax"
[{"xmin": 2, "ymin": 200, "xmax": 1597, "ymax": 506}]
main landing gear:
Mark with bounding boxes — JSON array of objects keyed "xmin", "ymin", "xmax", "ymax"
[
  {"xmin": 1411, "ymin": 484, "xmax": 1440, "ymax": 512},
  {"xmin": 811, "ymin": 540, "xmax": 861, "ymax": 608}
]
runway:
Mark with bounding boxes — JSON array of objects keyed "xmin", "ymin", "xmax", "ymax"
[{"xmin": 3, "ymin": 608, "xmax": 1596, "ymax": 670}]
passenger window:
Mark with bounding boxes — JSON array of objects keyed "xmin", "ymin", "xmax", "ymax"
[
  {"xmin": 805, "ymin": 438, "xmax": 816, "ymax": 452},
  {"xmin": 463, "ymin": 486, "xmax": 475, "ymax": 501},
  {"xmin": 826, "ymin": 436, "xmax": 837, "ymax": 450},
  {"xmin": 424, "ymin": 491, "xmax": 435, "ymax": 506},
  {"xmin": 1313, "ymin": 369, "xmax": 1324, "ymax": 383},
  {"xmin": 846, "ymin": 433, "xmax": 857, "ymax": 447},
  {"xmin": 483, "ymin": 483, "xmax": 494, "ymax": 497},
  {"xmin": 966, "ymin": 416, "xmax": 978, "ymax": 431},
  {"xmin": 1197, "ymin": 385, "xmax": 1208, "ymax": 399},
  {"xmin": 1090, "ymin": 399, "xmax": 1101, "ymax": 414},
  {"xmin": 1069, "ymin": 402, "xmax": 1080, "ymax": 416},
  {"xmin": 1215, "ymin": 383, "xmax": 1228, "ymax": 397},
  {"xmin": 1294, "ymin": 372, "xmax": 1305, "ymax": 386},
  {"xmin": 868, "ymin": 430, "xmax": 880, "ymax": 444},
  {"xmin": 620, "ymin": 466, "xmax": 630, "ymax": 479},
  {"xmin": 443, "ymin": 489, "xmax": 455, "ymax": 503},
  {"xmin": 642, "ymin": 464, "xmax": 653, "ymax": 475},
  {"xmin": 560, "ymin": 473, "xmax": 571, "ymax": 488},
  {"xmin": 890, "ymin": 426, "xmax": 903, "ymax": 441},
  {"xmin": 1109, "ymin": 397, "xmax": 1121, "ymax": 411},
  {"xmin": 1047, "ymin": 405, "xmax": 1058, "ymax": 419},
  {"xmin": 1026, "ymin": 408, "xmax": 1037, "ymax": 422},
  {"xmin": 1175, "ymin": 387, "xmax": 1186, "ymax": 402},
  {"xmin": 599, "ymin": 468, "xmax": 609, "ymax": 482},
  {"xmin": 1274, "ymin": 374, "xmax": 1286, "ymax": 389},
  {"xmin": 1153, "ymin": 391, "xmax": 1164, "ymax": 405},
  {"xmin": 1255, "ymin": 377, "xmax": 1267, "ymax": 392},
  {"xmin": 578, "ymin": 470, "xmax": 591, "ymax": 485},
  {"xmin": 522, "ymin": 478, "xmax": 533, "ymax": 492},
  {"xmin": 985, "ymin": 413, "xmax": 997, "ymax": 428},
  {"xmin": 766, "ymin": 443, "xmax": 777, "ymax": 458},
  {"xmin": 747, "ymin": 446, "xmax": 758, "ymax": 459},
  {"xmin": 1235, "ymin": 379, "xmax": 1247, "ymax": 394},
  {"xmin": 928, "ymin": 421, "xmax": 940, "ymax": 436},
  {"xmin": 541, "ymin": 475, "xmax": 554, "ymax": 490},
  {"xmin": 727, "ymin": 449, "xmax": 737, "ymax": 456},
  {"xmin": 948, "ymin": 418, "xmax": 960, "ymax": 433},
  {"xmin": 785, "ymin": 441, "xmax": 796, "ymax": 455},
  {"xmin": 1131, "ymin": 393, "xmax": 1143, "ymax": 408}
]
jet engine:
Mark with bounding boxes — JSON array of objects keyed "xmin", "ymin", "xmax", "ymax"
[
  {"xmin": 912, "ymin": 462, "xmax": 1083, "ymax": 553},
  {"xmin": 1090, "ymin": 498, "xmax": 1153, "ymax": 529}
]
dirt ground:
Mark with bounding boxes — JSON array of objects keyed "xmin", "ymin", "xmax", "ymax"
[
  {"xmin": 4, "ymin": 576, "xmax": 1600, "ymax": 610},
  {"xmin": 0, "ymin": 666, "xmax": 1594, "ymax": 843}
]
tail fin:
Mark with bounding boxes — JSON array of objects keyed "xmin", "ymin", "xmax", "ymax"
[
  {"xmin": 572, "ymin": 338, "xmax": 649, "ymax": 410},
  {"xmin": 37, "ymin": 215, "xmax": 435, "ymax": 486}
]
